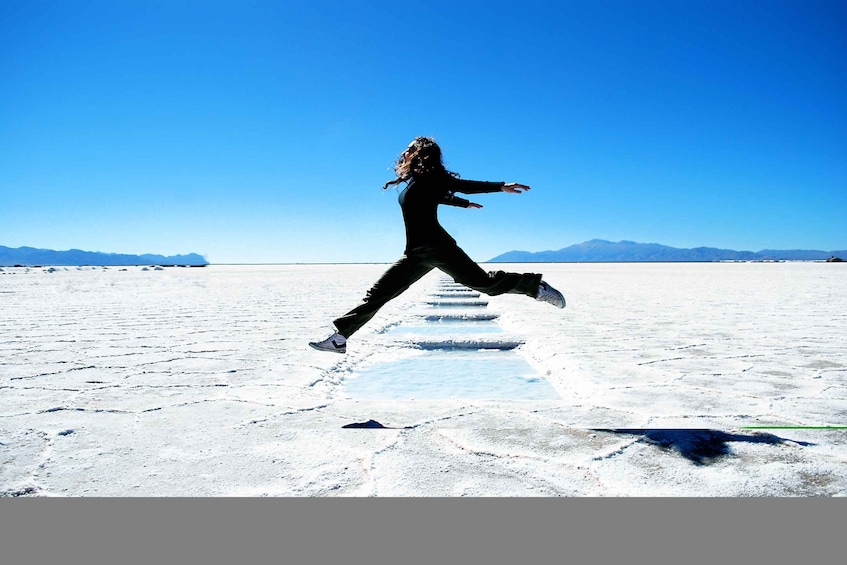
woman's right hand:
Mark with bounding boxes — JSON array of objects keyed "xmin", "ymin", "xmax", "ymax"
[{"xmin": 502, "ymin": 183, "xmax": 530, "ymax": 193}]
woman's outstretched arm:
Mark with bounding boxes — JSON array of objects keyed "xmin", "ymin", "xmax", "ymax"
[
  {"xmin": 448, "ymin": 178, "xmax": 531, "ymax": 195},
  {"xmin": 445, "ymin": 181, "xmax": 531, "ymax": 208},
  {"xmin": 458, "ymin": 183, "xmax": 531, "ymax": 208}
]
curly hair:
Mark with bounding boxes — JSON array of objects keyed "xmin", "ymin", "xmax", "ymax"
[{"xmin": 383, "ymin": 136, "xmax": 459, "ymax": 190}]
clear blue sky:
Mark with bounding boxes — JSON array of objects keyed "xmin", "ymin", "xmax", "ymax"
[{"xmin": 2, "ymin": 0, "xmax": 845, "ymax": 263}]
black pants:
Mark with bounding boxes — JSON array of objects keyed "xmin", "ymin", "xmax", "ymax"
[{"xmin": 333, "ymin": 244, "xmax": 542, "ymax": 338}]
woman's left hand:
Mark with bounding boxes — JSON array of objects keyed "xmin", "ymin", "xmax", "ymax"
[
  {"xmin": 467, "ymin": 202, "xmax": 483, "ymax": 209},
  {"xmin": 502, "ymin": 183, "xmax": 530, "ymax": 193}
]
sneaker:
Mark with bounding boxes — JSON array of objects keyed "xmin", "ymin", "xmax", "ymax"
[
  {"xmin": 535, "ymin": 281, "xmax": 566, "ymax": 308},
  {"xmin": 309, "ymin": 332, "xmax": 347, "ymax": 354}
]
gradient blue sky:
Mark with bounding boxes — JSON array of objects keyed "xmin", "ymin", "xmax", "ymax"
[{"xmin": 2, "ymin": 0, "xmax": 845, "ymax": 263}]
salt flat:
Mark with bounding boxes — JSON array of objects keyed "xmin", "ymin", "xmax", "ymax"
[{"xmin": 1, "ymin": 262, "xmax": 845, "ymax": 496}]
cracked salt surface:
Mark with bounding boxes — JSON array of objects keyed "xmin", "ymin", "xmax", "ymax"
[{"xmin": 1, "ymin": 263, "xmax": 846, "ymax": 496}]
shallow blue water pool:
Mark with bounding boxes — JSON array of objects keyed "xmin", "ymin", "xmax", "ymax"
[{"xmin": 343, "ymin": 350, "xmax": 559, "ymax": 400}]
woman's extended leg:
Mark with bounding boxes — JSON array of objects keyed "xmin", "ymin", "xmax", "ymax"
[{"xmin": 332, "ymin": 254, "xmax": 434, "ymax": 338}]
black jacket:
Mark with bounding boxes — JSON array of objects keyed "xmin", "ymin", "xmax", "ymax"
[{"xmin": 398, "ymin": 173, "xmax": 503, "ymax": 252}]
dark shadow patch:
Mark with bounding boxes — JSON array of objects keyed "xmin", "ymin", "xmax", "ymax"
[
  {"xmin": 592, "ymin": 428, "xmax": 815, "ymax": 465},
  {"xmin": 342, "ymin": 419, "xmax": 411, "ymax": 429}
]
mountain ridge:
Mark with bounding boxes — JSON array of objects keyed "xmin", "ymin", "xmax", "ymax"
[
  {"xmin": 0, "ymin": 245, "xmax": 208, "ymax": 267},
  {"xmin": 489, "ymin": 240, "xmax": 847, "ymax": 263}
]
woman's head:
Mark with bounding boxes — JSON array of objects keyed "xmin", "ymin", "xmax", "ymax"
[
  {"xmin": 383, "ymin": 136, "xmax": 457, "ymax": 189},
  {"xmin": 398, "ymin": 136, "xmax": 442, "ymax": 176}
]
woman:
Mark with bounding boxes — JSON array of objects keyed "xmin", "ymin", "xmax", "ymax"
[{"xmin": 310, "ymin": 136, "xmax": 565, "ymax": 354}]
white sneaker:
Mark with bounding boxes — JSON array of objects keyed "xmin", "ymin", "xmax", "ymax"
[
  {"xmin": 309, "ymin": 332, "xmax": 347, "ymax": 354},
  {"xmin": 536, "ymin": 281, "xmax": 566, "ymax": 308}
]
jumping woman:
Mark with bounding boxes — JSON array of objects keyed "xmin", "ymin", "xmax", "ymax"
[{"xmin": 309, "ymin": 136, "xmax": 565, "ymax": 354}]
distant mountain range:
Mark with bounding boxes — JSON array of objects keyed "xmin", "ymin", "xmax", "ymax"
[
  {"xmin": 0, "ymin": 246, "xmax": 208, "ymax": 267},
  {"xmin": 489, "ymin": 240, "xmax": 847, "ymax": 263}
]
